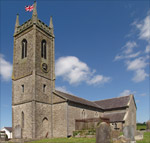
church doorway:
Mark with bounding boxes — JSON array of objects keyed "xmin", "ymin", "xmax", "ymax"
[{"xmin": 42, "ymin": 117, "xmax": 49, "ymax": 138}]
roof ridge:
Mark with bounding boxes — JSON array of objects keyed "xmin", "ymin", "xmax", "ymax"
[{"xmin": 94, "ymin": 94, "xmax": 131, "ymax": 102}]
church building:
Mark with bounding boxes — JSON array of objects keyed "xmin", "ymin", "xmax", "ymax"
[{"xmin": 12, "ymin": 2, "xmax": 136, "ymax": 139}]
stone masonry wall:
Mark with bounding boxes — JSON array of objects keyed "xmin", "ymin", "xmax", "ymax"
[
  {"xmin": 13, "ymin": 28, "xmax": 33, "ymax": 79},
  {"xmin": 104, "ymin": 109, "xmax": 126, "ymax": 114},
  {"xmin": 35, "ymin": 28, "xmax": 53, "ymax": 79},
  {"xmin": 12, "ymin": 102, "xmax": 33, "ymax": 138},
  {"xmin": 53, "ymin": 102, "xmax": 67, "ymax": 137},
  {"xmin": 35, "ymin": 102, "xmax": 52, "ymax": 138},
  {"xmin": 12, "ymin": 75, "xmax": 34, "ymax": 104},
  {"xmin": 124, "ymin": 95, "xmax": 136, "ymax": 131},
  {"xmin": 35, "ymin": 75, "xmax": 52, "ymax": 104},
  {"xmin": 67, "ymin": 102, "xmax": 103, "ymax": 136}
]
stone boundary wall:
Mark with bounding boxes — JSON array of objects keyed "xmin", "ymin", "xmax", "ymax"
[{"xmin": 75, "ymin": 117, "xmax": 109, "ymax": 130}]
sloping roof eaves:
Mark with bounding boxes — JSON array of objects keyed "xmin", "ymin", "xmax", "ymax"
[
  {"xmin": 4, "ymin": 127, "xmax": 12, "ymax": 132},
  {"xmin": 54, "ymin": 90, "xmax": 104, "ymax": 110},
  {"xmin": 102, "ymin": 112, "xmax": 126, "ymax": 122},
  {"xmin": 129, "ymin": 95, "xmax": 137, "ymax": 109}
]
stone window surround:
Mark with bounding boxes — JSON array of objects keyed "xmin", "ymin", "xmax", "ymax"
[
  {"xmin": 22, "ymin": 39, "xmax": 27, "ymax": 59},
  {"xmin": 43, "ymin": 84, "xmax": 46, "ymax": 93},
  {"xmin": 21, "ymin": 85, "xmax": 24, "ymax": 93},
  {"xmin": 41, "ymin": 40, "xmax": 47, "ymax": 59}
]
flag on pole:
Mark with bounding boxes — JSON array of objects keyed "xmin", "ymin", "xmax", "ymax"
[{"xmin": 25, "ymin": 5, "xmax": 34, "ymax": 12}]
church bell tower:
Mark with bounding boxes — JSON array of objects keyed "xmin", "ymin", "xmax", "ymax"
[{"xmin": 12, "ymin": 1, "xmax": 55, "ymax": 138}]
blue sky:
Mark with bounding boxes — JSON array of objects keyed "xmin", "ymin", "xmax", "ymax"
[{"xmin": 0, "ymin": 0, "xmax": 149, "ymax": 129}]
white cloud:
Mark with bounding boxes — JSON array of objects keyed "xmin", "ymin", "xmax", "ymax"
[
  {"xmin": 114, "ymin": 41, "xmax": 139, "ymax": 61},
  {"xmin": 126, "ymin": 57, "xmax": 148, "ymax": 82},
  {"xmin": 123, "ymin": 41, "xmax": 137, "ymax": 54},
  {"xmin": 87, "ymin": 75, "xmax": 110, "ymax": 85},
  {"xmin": 127, "ymin": 52, "xmax": 141, "ymax": 58},
  {"xmin": 55, "ymin": 56, "xmax": 111, "ymax": 85},
  {"xmin": 0, "ymin": 54, "xmax": 12, "ymax": 81},
  {"xmin": 114, "ymin": 55, "xmax": 123, "ymax": 61},
  {"xmin": 145, "ymin": 45, "xmax": 150, "ymax": 53},
  {"xmin": 115, "ymin": 12, "xmax": 150, "ymax": 83},
  {"xmin": 126, "ymin": 57, "xmax": 147, "ymax": 71},
  {"xmin": 120, "ymin": 90, "xmax": 136, "ymax": 97},
  {"xmin": 55, "ymin": 86, "xmax": 71, "ymax": 94},
  {"xmin": 132, "ymin": 69, "xmax": 148, "ymax": 82},
  {"xmin": 56, "ymin": 56, "xmax": 89, "ymax": 84},
  {"xmin": 135, "ymin": 15, "xmax": 150, "ymax": 42}
]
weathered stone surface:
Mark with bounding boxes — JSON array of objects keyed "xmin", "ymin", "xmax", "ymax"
[
  {"xmin": 124, "ymin": 95, "xmax": 137, "ymax": 132},
  {"xmin": 14, "ymin": 125, "xmax": 22, "ymax": 139},
  {"xmin": 146, "ymin": 120, "xmax": 150, "ymax": 129},
  {"xmin": 111, "ymin": 130, "xmax": 120, "ymax": 138},
  {"xmin": 123, "ymin": 125, "xmax": 135, "ymax": 141},
  {"xmin": 96, "ymin": 122, "xmax": 111, "ymax": 143},
  {"xmin": 12, "ymin": 102, "xmax": 33, "ymax": 138}
]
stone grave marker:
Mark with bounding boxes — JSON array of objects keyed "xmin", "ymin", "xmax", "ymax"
[
  {"xmin": 123, "ymin": 125, "xmax": 135, "ymax": 141},
  {"xmin": 96, "ymin": 122, "xmax": 111, "ymax": 143},
  {"xmin": 14, "ymin": 125, "xmax": 22, "ymax": 139},
  {"xmin": 146, "ymin": 120, "xmax": 150, "ymax": 129}
]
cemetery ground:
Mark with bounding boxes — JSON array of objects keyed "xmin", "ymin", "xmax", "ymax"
[
  {"xmin": 6, "ymin": 131, "xmax": 150, "ymax": 143},
  {"xmin": 4, "ymin": 123, "xmax": 150, "ymax": 143}
]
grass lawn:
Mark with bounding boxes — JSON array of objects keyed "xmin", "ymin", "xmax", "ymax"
[
  {"xmin": 137, "ymin": 124, "xmax": 146, "ymax": 130},
  {"xmin": 136, "ymin": 132, "xmax": 150, "ymax": 143},
  {"xmin": 26, "ymin": 137, "xmax": 96, "ymax": 143},
  {"xmin": 11, "ymin": 132, "xmax": 150, "ymax": 143}
]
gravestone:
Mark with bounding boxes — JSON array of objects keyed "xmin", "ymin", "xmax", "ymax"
[
  {"xmin": 123, "ymin": 125, "xmax": 135, "ymax": 141},
  {"xmin": 96, "ymin": 122, "xmax": 111, "ymax": 143},
  {"xmin": 14, "ymin": 125, "xmax": 22, "ymax": 139},
  {"xmin": 146, "ymin": 120, "xmax": 150, "ymax": 129}
]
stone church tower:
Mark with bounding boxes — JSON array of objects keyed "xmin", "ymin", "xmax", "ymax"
[{"xmin": 12, "ymin": 2, "xmax": 55, "ymax": 138}]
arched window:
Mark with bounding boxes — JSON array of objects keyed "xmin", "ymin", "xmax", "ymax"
[
  {"xmin": 21, "ymin": 111, "xmax": 24, "ymax": 128},
  {"xmin": 82, "ymin": 109, "xmax": 85, "ymax": 119},
  {"xmin": 43, "ymin": 84, "xmax": 46, "ymax": 92},
  {"xmin": 22, "ymin": 39, "xmax": 27, "ymax": 59},
  {"xmin": 41, "ymin": 40, "xmax": 46, "ymax": 59}
]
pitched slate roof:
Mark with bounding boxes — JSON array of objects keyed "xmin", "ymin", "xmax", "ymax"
[
  {"xmin": 54, "ymin": 90, "xmax": 103, "ymax": 109},
  {"xmin": 102, "ymin": 112, "xmax": 126, "ymax": 122},
  {"xmin": 94, "ymin": 95, "xmax": 130, "ymax": 110},
  {"xmin": 4, "ymin": 127, "xmax": 12, "ymax": 132}
]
